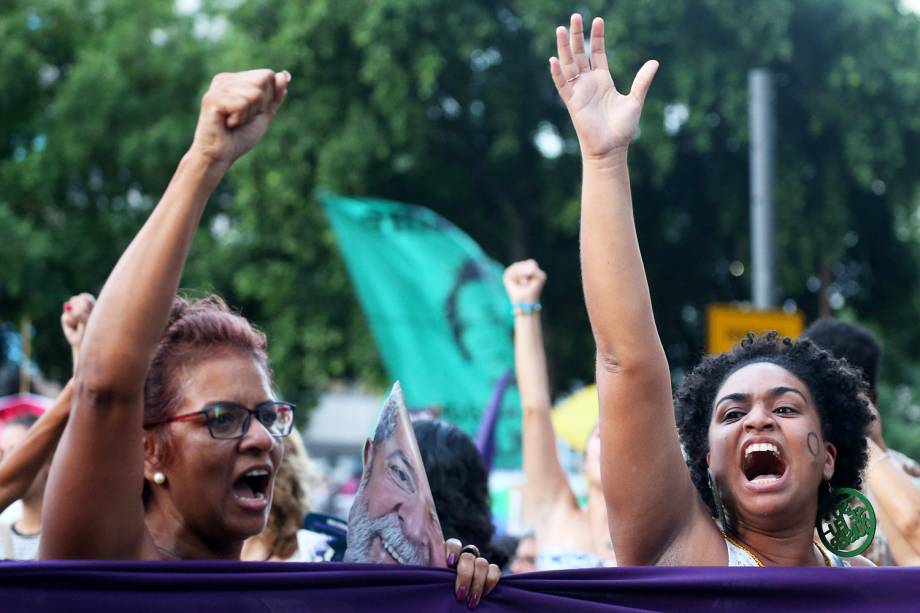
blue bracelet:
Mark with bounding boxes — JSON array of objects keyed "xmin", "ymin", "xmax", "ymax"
[{"xmin": 513, "ymin": 302, "xmax": 542, "ymax": 316}]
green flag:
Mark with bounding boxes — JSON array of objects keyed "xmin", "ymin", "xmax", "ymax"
[{"xmin": 321, "ymin": 193, "xmax": 520, "ymax": 468}]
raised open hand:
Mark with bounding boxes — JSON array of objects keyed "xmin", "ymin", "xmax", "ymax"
[
  {"xmin": 550, "ymin": 14, "xmax": 658, "ymax": 160},
  {"xmin": 190, "ymin": 69, "xmax": 291, "ymax": 167},
  {"xmin": 503, "ymin": 260, "xmax": 547, "ymax": 304}
]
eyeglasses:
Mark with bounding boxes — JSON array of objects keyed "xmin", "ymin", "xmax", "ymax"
[{"xmin": 152, "ymin": 401, "xmax": 296, "ymax": 440}]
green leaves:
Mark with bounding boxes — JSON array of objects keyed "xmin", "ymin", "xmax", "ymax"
[{"xmin": 2, "ymin": 0, "xmax": 920, "ymax": 458}]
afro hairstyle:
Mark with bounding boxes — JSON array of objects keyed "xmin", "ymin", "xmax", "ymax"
[{"xmin": 675, "ymin": 332, "xmax": 873, "ymax": 517}]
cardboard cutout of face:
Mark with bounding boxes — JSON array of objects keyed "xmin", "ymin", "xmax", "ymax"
[{"xmin": 344, "ymin": 382, "xmax": 446, "ymax": 566}]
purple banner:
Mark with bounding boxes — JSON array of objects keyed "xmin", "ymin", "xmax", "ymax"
[{"xmin": 0, "ymin": 561, "xmax": 917, "ymax": 611}]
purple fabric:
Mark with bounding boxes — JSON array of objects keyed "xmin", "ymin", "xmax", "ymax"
[
  {"xmin": 0, "ymin": 561, "xmax": 917, "ymax": 612},
  {"xmin": 474, "ymin": 370, "xmax": 513, "ymax": 470}
]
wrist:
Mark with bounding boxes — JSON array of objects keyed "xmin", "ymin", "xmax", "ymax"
[
  {"xmin": 183, "ymin": 147, "xmax": 232, "ymax": 178},
  {"xmin": 512, "ymin": 302, "xmax": 542, "ymax": 316},
  {"xmin": 581, "ymin": 146, "xmax": 629, "ymax": 169}
]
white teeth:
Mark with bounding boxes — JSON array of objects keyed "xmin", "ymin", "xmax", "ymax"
[
  {"xmin": 382, "ymin": 540, "xmax": 406, "ymax": 564},
  {"xmin": 245, "ymin": 469, "xmax": 269, "ymax": 477},
  {"xmin": 235, "ymin": 490, "xmax": 265, "ymax": 501},
  {"xmin": 751, "ymin": 475, "xmax": 780, "ymax": 484},
  {"xmin": 745, "ymin": 442, "xmax": 779, "ymax": 457}
]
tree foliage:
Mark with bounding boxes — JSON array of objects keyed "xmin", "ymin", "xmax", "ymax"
[{"xmin": 3, "ymin": 0, "xmax": 920, "ymax": 454}]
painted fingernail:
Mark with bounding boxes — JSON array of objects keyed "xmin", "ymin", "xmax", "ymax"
[
  {"xmin": 64, "ymin": 303, "xmax": 72, "ymax": 312},
  {"xmin": 447, "ymin": 553, "xmax": 457, "ymax": 567},
  {"xmin": 467, "ymin": 594, "xmax": 479, "ymax": 610},
  {"xmin": 456, "ymin": 585, "xmax": 468, "ymax": 602}
]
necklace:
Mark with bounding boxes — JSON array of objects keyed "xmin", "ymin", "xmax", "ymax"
[{"xmin": 721, "ymin": 530, "xmax": 831, "ymax": 567}]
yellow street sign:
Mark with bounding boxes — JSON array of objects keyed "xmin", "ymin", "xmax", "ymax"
[{"xmin": 706, "ymin": 304, "xmax": 804, "ymax": 355}]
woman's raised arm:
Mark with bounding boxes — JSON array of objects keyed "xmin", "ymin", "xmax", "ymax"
[
  {"xmin": 866, "ymin": 438, "xmax": 920, "ymax": 558},
  {"xmin": 503, "ymin": 260, "xmax": 577, "ymax": 522},
  {"xmin": 40, "ymin": 70, "xmax": 290, "ymax": 559},
  {"xmin": 0, "ymin": 383, "xmax": 71, "ymax": 513},
  {"xmin": 551, "ymin": 14, "xmax": 712, "ymax": 564},
  {"xmin": 0, "ymin": 293, "xmax": 94, "ymax": 512}
]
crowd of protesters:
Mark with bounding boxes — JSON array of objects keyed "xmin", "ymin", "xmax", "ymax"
[{"xmin": 1, "ymin": 15, "xmax": 919, "ymax": 611}]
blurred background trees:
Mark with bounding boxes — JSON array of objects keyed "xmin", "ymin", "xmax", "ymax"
[{"xmin": 3, "ymin": 0, "xmax": 920, "ymax": 455}]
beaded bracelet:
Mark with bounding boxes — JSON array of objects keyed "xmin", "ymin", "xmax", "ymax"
[{"xmin": 513, "ymin": 302, "xmax": 542, "ymax": 316}]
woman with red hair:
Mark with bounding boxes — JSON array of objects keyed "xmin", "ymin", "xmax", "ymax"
[
  {"xmin": 39, "ymin": 69, "xmax": 496, "ymax": 604},
  {"xmin": 41, "ymin": 69, "xmax": 294, "ymax": 562}
]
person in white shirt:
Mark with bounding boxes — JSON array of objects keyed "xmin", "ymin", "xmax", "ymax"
[{"xmin": 0, "ymin": 293, "xmax": 93, "ymax": 560}]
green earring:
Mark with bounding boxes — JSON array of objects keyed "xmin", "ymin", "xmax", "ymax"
[{"xmin": 816, "ymin": 485, "xmax": 876, "ymax": 558}]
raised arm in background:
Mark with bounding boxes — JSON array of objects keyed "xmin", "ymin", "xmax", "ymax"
[
  {"xmin": 0, "ymin": 293, "xmax": 94, "ymax": 512},
  {"xmin": 866, "ymin": 437, "xmax": 920, "ymax": 563},
  {"xmin": 551, "ymin": 14, "xmax": 720, "ymax": 565},
  {"xmin": 40, "ymin": 70, "xmax": 290, "ymax": 560},
  {"xmin": 503, "ymin": 261, "xmax": 576, "ymax": 521},
  {"xmin": 876, "ymin": 503, "xmax": 920, "ymax": 565},
  {"xmin": 61, "ymin": 293, "xmax": 95, "ymax": 374}
]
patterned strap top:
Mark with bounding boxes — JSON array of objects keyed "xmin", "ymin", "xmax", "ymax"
[{"xmin": 725, "ymin": 536, "xmax": 849, "ymax": 567}]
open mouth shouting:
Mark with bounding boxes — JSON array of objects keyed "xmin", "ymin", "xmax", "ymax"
[
  {"xmin": 740, "ymin": 439, "xmax": 789, "ymax": 491},
  {"xmin": 231, "ymin": 465, "xmax": 273, "ymax": 511}
]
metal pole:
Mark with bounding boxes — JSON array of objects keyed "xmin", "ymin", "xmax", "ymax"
[
  {"xmin": 19, "ymin": 316, "xmax": 31, "ymax": 394},
  {"xmin": 749, "ymin": 69, "xmax": 776, "ymax": 309}
]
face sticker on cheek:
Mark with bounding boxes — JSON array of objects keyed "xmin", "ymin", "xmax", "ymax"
[{"xmin": 807, "ymin": 431, "xmax": 820, "ymax": 457}]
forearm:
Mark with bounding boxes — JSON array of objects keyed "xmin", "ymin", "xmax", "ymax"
[
  {"xmin": 77, "ymin": 151, "xmax": 227, "ymax": 396},
  {"xmin": 516, "ymin": 314, "xmax": 570, "ymax": 511},
  {"xmin": 580, "ymin": 152, "xmax": 666, "ymax": 372},
  {"xmin": 0, "ymin": 382, "xmax": 72, "ymax": 511},
  {"xmin": 514, "ymin": 313, "xmax": 570, "ymax": 519},
  {"xmin": 866, "ymin": 440, "xmax": 920, "ymax": 551},
  {"xmin": 580, "ymin": 152, "xmax": 698, "ymax": 563},
  {"xmin": 516, "ymin": 314, "xmax": 552, "ymax": 413}
]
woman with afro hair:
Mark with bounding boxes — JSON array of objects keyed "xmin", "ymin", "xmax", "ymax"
[{"xmin": 550, "ymin": 13, "xmax": 874, "ymax": 566}]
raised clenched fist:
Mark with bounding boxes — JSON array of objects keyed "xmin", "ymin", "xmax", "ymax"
[
  {"xmin": 61, "ymin": 293, "xmax": 96, "ymax": 372},
  {"xmin": 503, "ymin": 260, "xmax": 547, "ymax": 304},
  {"xmin": 189, "ymin": 69, "xmax": 291, "ymax": 167}
]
